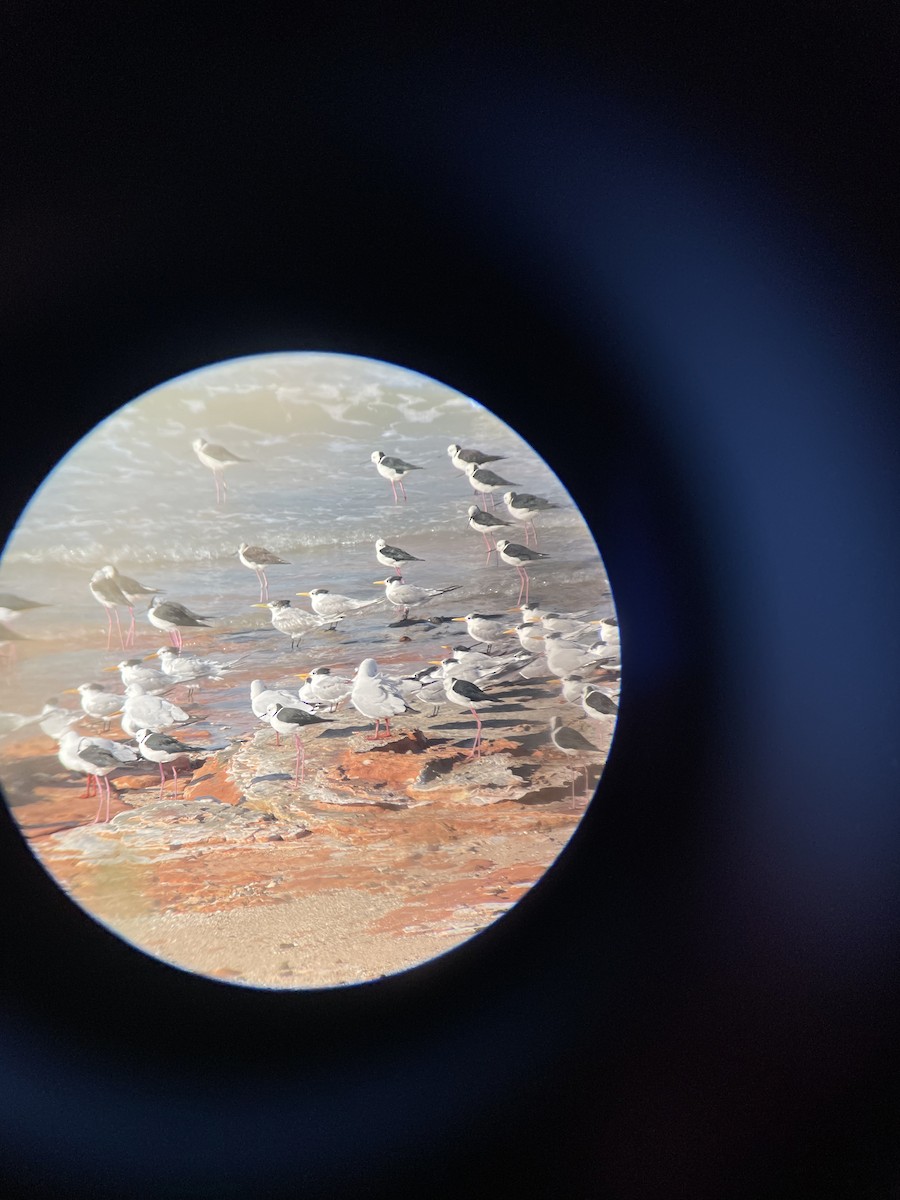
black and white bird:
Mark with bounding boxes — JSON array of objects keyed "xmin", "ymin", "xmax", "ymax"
[
  {"xmin": 350, "ymin": 657, "xmax": 415, "ymax": 739},
  {"xmin": 375, "ymin": 576, "xmax": 461, "ymax": 622},
  {"xmin": 502, "ymin": 491, "xmax": 560, "ymax": 546},
  {"xmin": 297, "ymin": 666, "xmax": 354, "ymax": 711},
  {"xmin": 370, "ymin": 450, "xmax": 423, "ymax": 503},
  {"xmin": 465, "ymin": 461, "xmax": 519, "ymax": 510},
  {"xmin": 451, "ymin": 611, "xmax": 513, "ymax": 651},
  {"xmin": 549, "ymin": 715, "xmax": 600, "ymax": 804},
  {"xmin": 89, "ymin": 568, "xmax": 131, "ymax": 651},
  {"xmin": 297, "ymin": 588, "xmax": 381, "ymax": 626},
  {"xmin": 253, "ymin": 599, "xmax": 338, "ymax": 648},
  {"xmin": 447, "ymin": 443, "xmax": 505, "ymax": 472},
  {"xmin": 582, "ymin": 683, "xmax": 619, "ymax": 721},
  {"xmin": 250, "ymin": 680, "xmax": 301, "ymax": 739},
  {"xmin": 264, "ymin": 701, "xmax": 330, "ymax": 784},
  {"xmin": 148, "ymin": 597, "xmax": 212, "ymax": 651},
  {"xmin": 66, "ymin": 682, "xmax": 124, "ymax": 730},
  {"xmin": 440, "ymin": 662, "xmax": 504, "ymax": 758},
  {"xmin": 465, "ymin": 504, "xmax": 513, "ymax": 562},
  {"xmin": 136, "ymin": 728, "xmax": 206, "ymax": 801},
  {"xmin": 192, "ymin": 437, "xmax": 249, "ymax": 505},
  {"xmin": 57, "ymin": 730, "xmax": 138, "ymax": 823},
  {"xmin": 374, "ymin": 537, "xmax": 423, "ymax": 579},
  {"xmin": 239, "ymin": 543, "xmax": 290, "ymax": 602},
  {"xmin": 98, "ymin": 566, "xmax": 159, "ymax": 647},
  {"xmin": 0, "ymin": 593, "xmax": 48, "ymax": 624},
  {"xmin": 495, "ymin": 539, "xmax": 550, "ymax": 606}
]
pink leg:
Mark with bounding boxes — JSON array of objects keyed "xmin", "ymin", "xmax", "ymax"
[
  {"xmin": 399, "ymin": 478, "xmax": 408, "ymax": 502},
  {"xmin": 172, "ymin": 766, "xmax": 178, "ymax": 801},
  {"xmin": 515, "ymin": 568, "xmax": 526, "ymax": 607},
  {"xmin": 105, "ymin": 607, "xmax": 114, "ymax": 650},
  {"xmin": 390, "ymin": 479, "xmax": 398, "ymax": 503},
  {"xmin": 158, "ymin": 761, "xmax": 166, "ymax": 801},
  {"xmin": 367, "ymin": 718, "xmax": 381, "ymax": 740},
  {"xmin": 293, "ymin": 734, "xmax": 305, "ymax": 785},
  {"xmin": 467, "ymin": 709, "xmax": 483, "ymax": 757},
  {"xmin": 91, "ymin": 777, "xmax": 106, "ymax": 823}
]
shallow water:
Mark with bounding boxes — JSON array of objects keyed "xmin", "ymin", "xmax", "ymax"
[{"xmin": 0, "ymin": 352, "xmax": 614, "ymax": 724}]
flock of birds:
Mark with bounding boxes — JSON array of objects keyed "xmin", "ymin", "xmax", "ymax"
[{"xmin": 0, "ymin": 433, "xmax": 620, "ymax": 826}]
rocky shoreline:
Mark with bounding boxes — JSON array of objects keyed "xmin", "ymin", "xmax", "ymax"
[{"xmin": 7, "ymin": 651, "xmax": 613, "ymax": 988}]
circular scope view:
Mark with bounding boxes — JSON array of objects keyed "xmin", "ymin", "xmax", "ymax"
[{"xmin": 0, "ymin": 352, "xmax": 619, "ymax": 988}]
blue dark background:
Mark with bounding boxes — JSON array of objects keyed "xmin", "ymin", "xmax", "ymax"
[{"xmin": 2, "ymin": 7, "xmax": 899, "ymax": 1197}]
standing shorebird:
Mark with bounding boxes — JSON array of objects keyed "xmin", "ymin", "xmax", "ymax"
[
  {"xmin": 465, "ymin": 461, "xmax": 519, "ymax": 510},
  {"xmin": 375, "ymin": 576, "xmax": 461, "ymax": 622},
  {"xmin": 297, "ymin": 666, "xmax": 354, "ymax": 711},
  {"xmin": 495, "ymin": 539, "xmax": 550, "ymax": 606},
  {"xmin": 98, "ymin": 565, "xmax": 159, "ymax": 647},
  {"xmin": 447, "ymin": 443, "xmax": 505, "ymax": 472},
  {"xmin": 370, "ymin": 450, "xmax": 423, "ymax": 504},
  {"xmin": 264, "ymin": 701, "xmax": 329, "ymax": 784},
  {"xmin": 297, "ymin": 588, "xmax": 381, "ymax": 627},
  {"xmin": 253, "ymin": 599, "xmax": 338, "ymax": 648},
  {"xmin": 239, "ymin": 542, "xmax": 290, "ymax": 602},
  {"xmin": 89, "ymin": 568, "xmax": 131, "ymax": 650},
  {"xmin": 440, "ymin": 659, "xmax": 503, "ymax": 758},
  {"xmin": 192, "ymin": 437, "xmax": 249, "ymax": 505},
  {"xmin": 250, "ymin": 680, "xmax": 300, "ymax": 742},
  {"xmin": 374, "ymin": 537, "xmax": 423, "ymax": 580},
  {"xmin": 502, "ymin": 491, "xmax": 560, "ymax": 546},
  {"xmin": 350, "ymin": 657, "xmax": 415, "ymax": 739},
  {"xmin": 120, "ymin": 684, "xmax": 192, "ymax": 737},
  {"xmin": 148, "ymin": 597, "xmax": 212, "ymax": 651},
  {"xmin": 57, "ymin": 730, "xmax": 138, "ymax": 822},
  {"xmin": 66, "ymin": 682, "xmax": 124, "ymax": 731},
  {"xmin": 451, "ymin": 611, "xmax": 513, "ymax": 651},
  {"xmin": 549, "ymin": 715, "xmax": 599, "ymax": 804},
  {"xmin": 465, "ymin": 504, "xmax": 513, "ymax": 563},
  {"xmin": 136, "ymin": 728, "xmax": 206, "ymax": 801}
]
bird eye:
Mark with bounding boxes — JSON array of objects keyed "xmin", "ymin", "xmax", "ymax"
[{"xmin": 0, "ymin": 351, "xmax": 618, "ymax": 989}]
